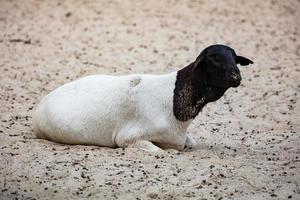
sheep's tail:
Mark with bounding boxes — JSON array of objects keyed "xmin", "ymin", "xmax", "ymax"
[
  {"xmin": 32, "ymin": 110, "xmax": 49, "ymax": 140},
  {"xmin": 34, "ymin": 128, "xmax": 48, "ymax": 139}
]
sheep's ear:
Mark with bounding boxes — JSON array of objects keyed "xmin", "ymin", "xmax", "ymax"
[{"xmin": 236, "ymin": 56, "xmax": 253, "ymax": 66}]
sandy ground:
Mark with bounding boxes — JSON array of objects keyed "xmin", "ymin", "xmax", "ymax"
[{"xmin": 0, "ymin": 0, "xmax": 299, "ymax": 199}]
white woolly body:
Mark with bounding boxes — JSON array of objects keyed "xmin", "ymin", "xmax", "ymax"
[{"xmin": 33, "ymin": 72, "xmax": 194, "ymax": 151}]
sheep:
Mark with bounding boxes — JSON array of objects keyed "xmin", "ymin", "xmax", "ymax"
[{"xmin": 33, "ymin": 44, "xmax": 253, "ymax": 152}]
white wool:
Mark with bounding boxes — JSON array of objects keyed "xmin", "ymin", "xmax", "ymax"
[{"xmin": 33, "ymin": 72, "xmax": 195, "ymax": 151}]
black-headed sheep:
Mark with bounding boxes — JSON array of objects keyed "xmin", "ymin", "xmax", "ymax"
[{"xmin": 33, "ymin": 44, "xmax": 253, "ymax": 152}]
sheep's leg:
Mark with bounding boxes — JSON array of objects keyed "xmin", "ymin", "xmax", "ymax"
[
  {"xmin": 185, "ymin": 135, "xmax": 197, "ymax": 149},
  {"xmin": 115, "ymin": 129, "xmax": 163, "ymax": 152},
  {"xmin": 128, "ymin": 140, "xmax": 163, "ymax": 152},
  {"xmin": 155, "ymin": 142, "xmax": 185, "ymax": 151}
]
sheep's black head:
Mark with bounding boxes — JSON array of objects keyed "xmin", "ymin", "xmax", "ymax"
[{"xmin": 194, "ymin": 44, "xmax": 253, "ymax": 88}]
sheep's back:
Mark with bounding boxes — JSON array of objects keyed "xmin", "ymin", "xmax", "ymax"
[{"xmin": 33, "ymin": 75, "xmax": 131, "ymax": 146}]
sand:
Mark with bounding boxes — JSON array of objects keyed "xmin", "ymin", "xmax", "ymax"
[{"xmin": 0, "ymin": 0, "xmax": 299, "ymax": 199}]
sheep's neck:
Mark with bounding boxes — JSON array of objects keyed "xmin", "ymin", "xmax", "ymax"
[
  {"xmin": 206, "ymin": 86, "xmax": 228, "ymax": 102},
  {"xmin": 173, "ymin": 62, "xmax": 228, "ymax": 121},
  {"xmin": 173, "ymin": 62, "xmax": 207, "ymax": 121}
]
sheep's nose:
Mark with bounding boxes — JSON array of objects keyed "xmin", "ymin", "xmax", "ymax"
[
  {"xmin": 230, "ymin": 72, "xmax": 241, "ymax": 81},
  {"xmin": 229, "ymin": 72, "xmax": 241, "ymax": 86}
]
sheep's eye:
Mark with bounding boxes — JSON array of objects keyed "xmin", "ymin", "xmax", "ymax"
[
  {"xmin": 209, "ymin": 55, "xmax": 220, "ymax": 63},
  {"xmin": 214, "ymin": 56, "xmax": 222, "ymax": 62},
  {"xmin": 209, "ymin": 57, "xmax": 223, "ymax": 69}
]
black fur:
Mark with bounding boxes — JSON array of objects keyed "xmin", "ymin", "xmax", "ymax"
[{"xmin": 173, "ymin": 44, "xmax": 253, "ymax": 121}]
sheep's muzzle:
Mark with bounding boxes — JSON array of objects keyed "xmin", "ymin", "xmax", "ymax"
[{"xmin": 228, "ymin": 72, "xmax": 241, "ymax": 87}]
